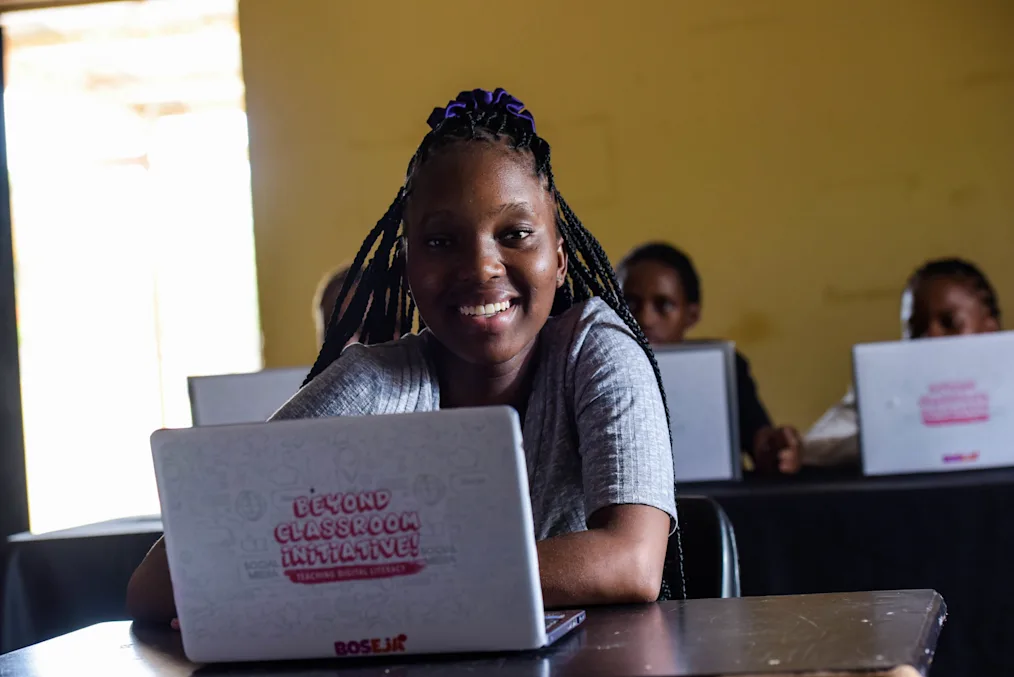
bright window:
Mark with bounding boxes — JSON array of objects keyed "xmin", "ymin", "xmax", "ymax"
[{"xmin": 3, "ymin": 0, "xmax": 261, "ymax": 533}]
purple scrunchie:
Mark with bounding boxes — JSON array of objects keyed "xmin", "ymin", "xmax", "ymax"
[{"xmin": 427, "ymin": 88, "xmax": 536, "ymax": 134}]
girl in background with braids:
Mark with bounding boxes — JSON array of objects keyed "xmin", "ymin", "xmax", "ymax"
[
  {"xmin": 804, "ymin": 258, "xmax": 1002, "ymax": 467},
  {"xmin": 127, "ymin": 88, "xmax": 683, "ymax": 624},
  {"xmin": 313, "ymin": 263, "xmax": 354, "ymax": 348}
]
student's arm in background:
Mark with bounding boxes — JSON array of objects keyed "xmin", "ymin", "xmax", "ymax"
[
  {"xmin": 736, "ymin": 351, "xmax": 801, "ymax": 474},
  {"xmin": 802, "ymin": 389, "xmax": 860, "ymax": 467}
]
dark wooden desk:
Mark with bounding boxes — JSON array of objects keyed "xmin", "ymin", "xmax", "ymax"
[{"xmin": 0, "ymin": 590, "xmax": 944, "ymax": 676}]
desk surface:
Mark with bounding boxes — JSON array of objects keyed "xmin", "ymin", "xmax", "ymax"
[{"xmin": 0, "ymin": 590, "xmax": 944, "ymax": 677}]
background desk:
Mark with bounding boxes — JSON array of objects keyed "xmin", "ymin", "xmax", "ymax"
[
  {"xmin": 696, "ymin": 467, "xmax": 1014, "ymax": 677},
  {"xmin": 0, "ymin": 591, "xmax": 945, "ymax": 676},
  {"xmin": 0, "ymin": 516, "xmax": 161, "ymax": 654}
]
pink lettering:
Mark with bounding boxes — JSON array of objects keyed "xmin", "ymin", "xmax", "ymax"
[
  {"xmin": 400, "ymin": 511, "xmax": 421, "ymax": 532},
  {"xmin": 384, "ymin": 513, "xmax": 400, "ymax": 534},
  {"xmin": 377, "ymin": 537, "xmax": 396, "ymax": 559},
  {"xmin": 352, "ymin": 514, "xmax": 367, "ymax": 536},
  {"xmin": 324, "ymin": 493, "xmax": 342, "ymax": 514},
  {"xmin": 358, "ymin": 492, "xmax": 375, "ymax": 512},
  {"xmin": 293, "ymin": 496, "xmax": 310, "ymax": 518},
  {"xmin": 375, "ymin": 490, "xmax": 392, "ymax": 511},
  {"xmin": 395, "ymin": 535, "xmax": 412, "ymax": 558},
  {"xmin": 274, "ymin": 523, "xmax": 291, "ymax": 544},
  {"xmin": 342, "ymin": 494, "xmax": 358, "ymax": 514}
]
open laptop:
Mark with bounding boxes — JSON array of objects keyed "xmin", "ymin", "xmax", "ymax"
[
  {"xmin": 854, "ymin": 331, "xmax": 1014, "ymax": 476},
  {"xmin": 655, "ymin": 341, "xmax": 741, "ymax": 482},
  {"xmin": 187, "ymin": 367, "xmax": 307, "ymax": 426},
  {"xmin": 150, "ymin": 406, "xmax": 585, "ymax": 663}
]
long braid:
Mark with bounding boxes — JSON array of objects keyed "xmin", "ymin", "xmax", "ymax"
[
  {"xmin": 305, "ymin": 190, "xmax": 406, "ymax": 386},
  {"xmin": 302, "ymin": 91, "xmax": 686, "ymax": 598}
]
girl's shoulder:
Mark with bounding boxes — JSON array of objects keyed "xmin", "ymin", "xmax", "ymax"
[
  {"xmin": 271, "ymin": 333, "xmax": 432, "ymax": 420},
  {"xmin": 543, "ymin": 297, "xmax": 622, "ymax": 341},
  {"xmin": 541, "ymin": 297, "xmax": 648, "ymax": 372}
]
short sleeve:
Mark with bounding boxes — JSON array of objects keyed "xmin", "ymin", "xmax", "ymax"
[
  {"xmin": 571, "ymin": 303, "xmax": 677, "ymax": 526},
  {"xmin": 802, "ymin": 389, "xmax": 860, "ymax": 467},
  {"xmin": 269, "ymin": 344, "xmax": 381, "ymax": 421}
]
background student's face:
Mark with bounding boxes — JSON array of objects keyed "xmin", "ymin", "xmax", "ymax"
[
  {"xmin": 317, "ymin": 278, "xmax": 359, "ymax": 348},
  {"xmin": 403, "ymin": 142, "xmax": 566, "ymax": 366},
  {"xmin": 908, "ymin": 276, "xmax": 999, "ymax": 339},
  {"xmin": 622, "ymin": 261, "xmax": 700, "ymax": 344}
]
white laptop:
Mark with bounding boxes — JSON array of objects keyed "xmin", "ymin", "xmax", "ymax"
[
  {"xmin": 150, "ymin": 407, "xmax": 585, "ymax": 663},
  {"xmin": 655, "ymin": 341, "xmax": 741, "ymax": 482},
  {"xmin": 854, "ymin": 331, "xmax": 1014, "ymax": 476},
  {"xmin": 187, "ymin": 367, "xmax": 307, "ymax": 426}
]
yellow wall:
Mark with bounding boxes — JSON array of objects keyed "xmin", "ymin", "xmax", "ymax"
[{"xmin": 238, "ymin": 0, "xmax": 1014, "ymax": 428}]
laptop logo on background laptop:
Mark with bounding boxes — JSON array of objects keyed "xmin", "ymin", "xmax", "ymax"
[
  {"xmin": 919, "ymin": 380, "xmax": 990, "ymax": 426},
  {"xmin": 942, "ymin": 452, "xmax": 980, "ymax": 464},
  {"xmin": 273, "ymin": 489, "xmax": 425, "ymax": 584}
]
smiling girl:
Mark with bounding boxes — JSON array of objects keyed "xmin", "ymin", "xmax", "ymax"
[{"xmin": 127, "ymin": 88, "xmax": 683, "ymax": 623}]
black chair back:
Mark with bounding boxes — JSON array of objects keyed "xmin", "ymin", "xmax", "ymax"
[{"xmin": 665, "ymin": 494, "xmax": 740, "ymax": 599}]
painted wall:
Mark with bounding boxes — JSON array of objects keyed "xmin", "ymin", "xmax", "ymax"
[{"xmin": 238, "ymin": 0, "xmax": 1014, "ymax": 427}]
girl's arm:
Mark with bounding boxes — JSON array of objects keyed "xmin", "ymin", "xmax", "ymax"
[
  {"xmin": 126, "ymin": 537, "xmax": 176, "ymax": 623},
  {"xmin": 555, "ymin": 301, "xmax": 680, "ymax": 606},
  {"xmin": 537, "ymin": 504, "xmax": 671, "ymax": 607}
]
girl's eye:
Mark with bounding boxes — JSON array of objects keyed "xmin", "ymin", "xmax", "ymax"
[
  {"xmin": 425, "ymin": 237, "xmax": 451, "ymax": 248},
  {"xmin": 503, "ymin": 228, "xmax": 533, "ymax": 241}
]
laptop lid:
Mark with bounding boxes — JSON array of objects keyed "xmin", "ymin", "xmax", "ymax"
[
  {"xmin": 187, "ymin": 367, "xmax": 307, "ymax": 426},
  {"xmin": 151, "ymin": 407, "xmax": 548, "ymax": 663},
  {"xmin": 654, "ymin": 341, "xmax": 741, "ymax": 482},
  {"xmin": 854, "ymin": 331, "xmax": 1014, "ymax": 476}
]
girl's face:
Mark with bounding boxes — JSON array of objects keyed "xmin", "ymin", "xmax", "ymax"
[
  {"xmin": 621, "ymin": 261, "xmax": 700, "ymax": 344},
  {"xmin": 908, "ymin": 276, "xmax": 999, "ymax": 339},
  {"xmin": 403, "ymin": 143, "xmax": 566, "ymax": 367}
]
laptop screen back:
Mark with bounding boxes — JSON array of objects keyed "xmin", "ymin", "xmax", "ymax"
[
  {"xmin": 188, "ymin": 367, "xmax": 307, "ymax": 426},
  {"xmin": 655, "ymin": 342, "xmax": 740, "ymax": 482},
  {"xmin": 854, "ymin": 331, "xmax": 1014, "ymax": 475}
]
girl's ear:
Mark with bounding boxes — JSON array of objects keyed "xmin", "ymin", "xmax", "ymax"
[
  {"xmin": 686, "ymin": 303, "xmax": 702, "ymax": 331},
  {"xmin": 555, "ymin": 236, "xmax": 568, "ymax": 288}
]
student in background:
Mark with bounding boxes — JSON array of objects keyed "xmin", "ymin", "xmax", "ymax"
[
  {"xmin": 314, "ymin": 247, "xmax": 407, "ymax": 348},
  {"xmin": 618, "ymin": 243, "xmax": 801, "ymax": 475},
  {"xmin": 128, "ymin": 87, "xmax": 683, "ymax": 624},
  {"xmin": 313, "ymin": 264, "xmax": 354, "ymax": 347},
  {"xmin": 804, "ymin": 257, "xmax": 1002, "ymax": 467}
]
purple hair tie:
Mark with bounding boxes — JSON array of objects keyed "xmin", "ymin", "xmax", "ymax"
[{"xmin": 426, "ymin": 88, "xmax": 536, "ymax": 134}]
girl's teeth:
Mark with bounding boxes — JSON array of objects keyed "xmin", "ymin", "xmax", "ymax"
[{"xmin": 459, "ymin": 301, "xmax": 511, "ymax": 316}]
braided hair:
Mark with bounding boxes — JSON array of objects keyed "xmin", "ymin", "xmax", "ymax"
[
  {"xmin": 902, "ymin": 258, "xmax": 1001, "ymax": 339},
  {"xmin": 305, "ymin": 89, "xmax": 685, "ymax": 599}
]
